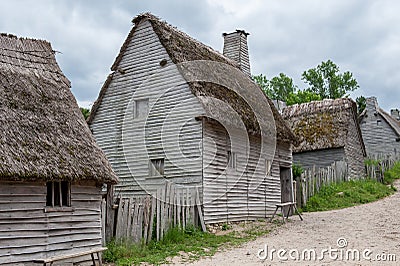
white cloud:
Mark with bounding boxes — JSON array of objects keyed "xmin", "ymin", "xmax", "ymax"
[{"xmin": 1, "ymin": 0, "xmax": 400, "ymax": 111}]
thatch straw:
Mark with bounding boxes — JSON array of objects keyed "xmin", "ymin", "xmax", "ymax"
[
  {"xmin": 282, "ymin": 98, "xmax": 365, "ymax": 153},
  {"xmin": 0, "ymin": 34, "xmax": 117, "ymax": 183},
  {"xmin": 89, "ymin": 13, "xmax": 297, "ymax": 145}
]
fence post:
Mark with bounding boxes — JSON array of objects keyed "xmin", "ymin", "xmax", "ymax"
[{"xmin": 105, "ymin": 184, "xmax": 115, "ymax": 243}]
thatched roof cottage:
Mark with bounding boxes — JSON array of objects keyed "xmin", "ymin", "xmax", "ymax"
[
  {"xmin": 0, "ymin": 33, "xmax": 117, "ymax": 265},
  {"xmin": 359, "ymin": 97, "xmax": 400, "ymax": 157},
  {"xmin": 88, "ymin": 13, "xmax": 297, "ymax": 225},
  {"xmin": 282, "ymin": 98, "xmax": 366, "ymax": 179}
]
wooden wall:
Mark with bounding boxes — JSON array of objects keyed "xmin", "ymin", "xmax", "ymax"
[
  {"xmin": 0, "ymin": 181, "xmax": 102, "ymax": 265},
  {"xmin": 90, "ymin": 19, "xmax": 204, "ymax": 198},
  {"xmin": 293, "ymin": 147, "xmax": 345, "ymax": 170},
  {"xmin": 360, "ymin": 99, "xmax": 400, "ymax": 156},
  {"xmin": 202, "ymin": 119, "xmax": 292, "ymax": 224}
]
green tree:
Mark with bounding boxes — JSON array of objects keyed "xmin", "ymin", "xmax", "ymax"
[
  {"xmin": 252, "ymin": 74, "xmax": 271, "ymax": 98},
  {"xmin": 356, "ymin": 95, "xmax": 366, "ymax": 114},
  {"xmin": 302, "ymin": 60, "xmax": 359, "ymax": 99},
  {"xmin": 80, "ymin": 107, "xmax": 90, "ymax": 120},
  {"xmin": 253, "ymin": 73, "xmax": 297, "ymax": 103},
  {"xmin": 286, "ymin": 90, "xmax": 322, "ymax": 105}
]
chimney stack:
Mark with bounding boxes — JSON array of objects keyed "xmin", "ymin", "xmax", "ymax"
[
  {"xmin": 391, "ymin": 109, "xmax": 400, "ymax": 121},
  {"xmin": 222, "ymin": 30, "xmax": 251, "ymax": 76},
  {"xmin": 365, "ymin": 97, "xmax": 378, "ymax": 113}
]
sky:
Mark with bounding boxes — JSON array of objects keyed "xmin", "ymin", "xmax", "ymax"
[{"xmin": 1, "ymin": 0, "xmax": 399, "ymax": 111}]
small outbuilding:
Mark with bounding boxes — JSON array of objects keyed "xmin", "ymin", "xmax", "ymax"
[
  {"xmin": 0, "ymin": 34, "xmax": 117, "ymax": 265},
  {"xmin": 282, "ymin": 98, "xmax": 366, "ymax": 178},
  {"xmin": 88, "ymin": 13, "xmax": 297, "ymax": 225},
  {"xmin": 359, "ymin": 96, "xmax": 400, "ymax": 157}
]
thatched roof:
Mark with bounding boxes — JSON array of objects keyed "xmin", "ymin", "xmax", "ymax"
[
  {"xmin": 282, "ymin": 98, "xmax": 365, "ymax": 154},
  {"xmin": 0, "ymin": 33, "xmax": 117, "ymax": 183},
  {"xmin": 88, "ymin": 13, "xmax": 296, "ymax": 144}
]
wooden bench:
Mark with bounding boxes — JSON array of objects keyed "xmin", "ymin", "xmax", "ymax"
[
  {"xmin": 33, "ymin": 247, "xmax": 107, "ymax": 266},
  {"xmin": 269, "ymin": 202, "xmax": 303, "ymax": 223}
]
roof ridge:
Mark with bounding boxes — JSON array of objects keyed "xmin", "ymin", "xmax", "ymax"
[
  {"xmin": 377, "ymin": 107, "xmax": 400, "ymax": 136},
  {"xmin": 282, "ymin": 98, "xmax": 355, "ymax": 118},
  {"xmin": 130, "ymin": 12, "xmax": 239, "ymax": 67}
]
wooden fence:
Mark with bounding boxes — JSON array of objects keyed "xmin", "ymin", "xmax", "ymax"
[
  {"xmin": 365, "ymin": 154, "xmax": 399, "ymax": 182},
  {"xmin": 103, "ymin": 183, "xmax": 206, "ymax": 244},
  {"xmin": 295, "ymin": 155, "xmax": 400, "ymax": 207},
  {"xmin": 295, "ymin": 161, "xmax": 348, "ymax": 207}
]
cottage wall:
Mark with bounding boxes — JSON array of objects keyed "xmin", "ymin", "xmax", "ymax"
[
  {"xmin": 293, "ymin": 147, "xmax": 345, "ymax": 170},
  {"xmin": 202, "ymin": 120, "xmax": 289, "ymax": 224},
  {"xmin": 90, "ymin": 20, "xmax": 204, "ymax": 197},
  {"xmin": 0, "ymin": 181, "xmax": 102, "ymax": 265},
  {"xmin": 360, "ymin": 101, "xmax": 400, "ymax": 156}
]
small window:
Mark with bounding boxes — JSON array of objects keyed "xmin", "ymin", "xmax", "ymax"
[
  {"xmin": 265, "ymin": 159, "xmax": 272, "ymax": 176},
  {"xmin": 227, "ymin": 151, "xmax": 236, "ymax": 169},
  {"xmin": 377, "ymin": 119, "xmax": 382, "ymax": 126},
  {"xmin": 149, "ymin": 158, "xmax": 164, "ymax": 176},
  {"xmin": 46, "ymin": 181, "xmax": 71, "ymax": 207},
  {"xmin": 134, "ymin": 99, "xmax": 149, "ymax": 119}
]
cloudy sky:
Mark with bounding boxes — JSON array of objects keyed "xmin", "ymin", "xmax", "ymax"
[{"xmin": 1, "ymin": 0, "xmax": 399, "ymax": 110}]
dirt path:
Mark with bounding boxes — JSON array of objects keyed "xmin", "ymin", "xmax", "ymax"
[{"xmin": 172, "ymin": 180, "xmax": 400, "ymax": 266}]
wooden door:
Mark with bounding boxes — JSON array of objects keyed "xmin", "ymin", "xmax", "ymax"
[{"xmin": 280, "ymin": 167, "xmax": 292, "ymax": 215}]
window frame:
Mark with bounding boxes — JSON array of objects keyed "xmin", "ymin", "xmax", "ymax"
[
  {"xmin": 149, "ymin": 158, "xmax": 165, "ymax": 177},
  {"xmin": 227, "ymin": 151, "xmax": 237, "ymax": 169},
  {"xmin": 45, "ymin": 181, "xmax": 73, "ymax": 212},
  {"xmin": 134, "ymin": 98, "xmax": 149, "ymax": 120}
]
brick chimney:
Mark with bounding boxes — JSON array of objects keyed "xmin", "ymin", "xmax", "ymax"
[
  {"xmin": 222, "ymin": 30, "xmax": 251, "ymax": 76},
  {"xmin": 391, "ymin": 109, "xmax": 400, "ymax": 120}
]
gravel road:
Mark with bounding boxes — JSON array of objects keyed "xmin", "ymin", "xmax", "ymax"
[{"xmin": 172, "ymin": 180, "xmax": 400, "ymax": 266}]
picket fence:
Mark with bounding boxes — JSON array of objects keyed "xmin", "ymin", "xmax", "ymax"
[
  {"xmin": 104, "ymin": 183, "xmax": 206, "ymax": 244},
  {"xmin": 365, "ymin": 154, "xmax": 399, "ymax": 182},
  {"xmin": 296, "ymin": 155, "xmax": 400, "ymax": 207},
  {"xmin": 296, "ymin": 160, "xmax": 348, "ymax": 207}
]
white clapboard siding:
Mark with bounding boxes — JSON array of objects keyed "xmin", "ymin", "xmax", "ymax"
[
  {"xmin": 0, "ymin": 182, "xmax": 103, "ymax": 265},
  {"xmin": 202, "ymin": 120, "xmax": 289, "ymax": 224},
  {"xmin": 90, "ymin": 20, "xmax": 205, "ymax": 198}
]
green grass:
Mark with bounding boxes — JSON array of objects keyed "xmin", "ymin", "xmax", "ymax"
[
  {"xmin": 104, "ymin": 223, "xmax": 271, "ymax": 265},
  {"xmin": 302, "ymin": 179, "xmax": 396, "ymax": 212},
  {"xmin": 383, "ymin": 162, "xmax": 400, "ymax": 185},
  {"xmin": 302, "ymin": 162, "xmax": 400, "ymax": 212}
]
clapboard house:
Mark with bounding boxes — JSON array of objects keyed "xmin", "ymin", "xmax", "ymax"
[
  {"xmin": 88, "ymin": 13, "xmax": 297, "ymax": 225},
  {"xmin": 359, "ymin": 97, "xmax": 400, "ymax": 156},
  {"xmin": 282, "ymin": 98, "xmax": 366, "ymax": 179},
  {"xmin": 0, "ymin": 34, "xmax": 117, "ymax": 265}
]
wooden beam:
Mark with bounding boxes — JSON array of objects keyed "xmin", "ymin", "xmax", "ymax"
[{"xmin": 105, "ymin": 184, "xmax": 114, "ymax": 243}]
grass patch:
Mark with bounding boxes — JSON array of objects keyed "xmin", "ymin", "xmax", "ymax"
[
  {"xmin": 104, "ymin": 223, "xmax": 271, "ymax": 265},
  {"xmin": 302, "ymin": 162, "xmax": 400, "ymax": 212},
  {"xmin": 302, "ymin": 179, "xmax": 396, "ymax": 212},
  {"xmin": 383, "ymin": 162, "xmax": 400, "ymax": 185}
]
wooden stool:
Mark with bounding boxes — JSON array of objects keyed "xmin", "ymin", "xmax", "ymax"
[{"xmin": 269, "ymin": 202, "xmax": 303, "ymax": 223}]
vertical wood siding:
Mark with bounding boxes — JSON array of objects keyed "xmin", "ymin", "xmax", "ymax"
[
  {"xmin": 0, "ymin": 182, "xmax": 102, "ymax": 265},
  {"xmin": 90, "ymin": 20, "xmax": 204, "ymax": 198}
]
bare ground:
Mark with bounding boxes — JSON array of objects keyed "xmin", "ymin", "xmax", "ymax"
[{"xmin": 169, "ymin": 180, "xmax": 400, "ymax": 266}]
